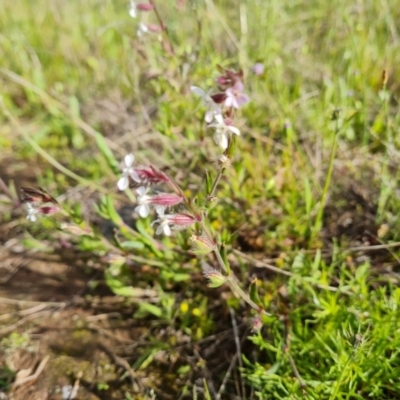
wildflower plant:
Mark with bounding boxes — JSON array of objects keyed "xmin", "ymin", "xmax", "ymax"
[{"xmin": 112, "ymin": 66, "xmax": 270, "ymax": 323}]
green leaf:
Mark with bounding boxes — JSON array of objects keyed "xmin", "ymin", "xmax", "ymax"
[
  {"xmin": 95, "ymin": 132, "xmax": 119, "ymax": 174},
  {"xmin": 205, "ymin": 170, "xmax": 212, "ymax": 194},
  {"xmin": 120, "ymin": 240, "xmax": 145, "ymax": 250},
  {"xmin": 249, "ymin": 278, "xmax": 263, "ymax": 307},
  {"xmin": 135, "ymin": 302, "xmax": 163, "ymax": 318}
]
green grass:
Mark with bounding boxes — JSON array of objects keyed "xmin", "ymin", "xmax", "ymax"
[{"xmin": 1, "ymin": 0, "xmax": 400, "ymax": 398}]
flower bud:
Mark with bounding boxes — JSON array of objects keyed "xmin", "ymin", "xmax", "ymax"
[
  {"xmin": 135, "ymin": 166, "xmax": 169, "ymax": 184},
  {"xmin": 149, "ymin": 193, "xmax": 183, "ymax": 207},
  {"xmin": 136, "ymin": 3, "xmax": 154, "ymax": 11},
  {"xmin": 146, "ymin": 23, "xmax": 163, "ymax": 33},
  {"xmin": 61, "ymin": 223, "xmax": 91, "ymax": 236},
  {"xmin": 202, "ymin": 263, "xmax": 226, "ymax": 288},
  {"xmin": 210, "ymin": 93, "xmax": 227, "ymax": 104},
  {"xmin": 190, "ymin": 235, "xmax": 215, "ymax": 255},
  {"xmin": 20, "ymin": 187, "xmax": 58, "ymax": 205},
  {"xmin": 252, "ymin": 62, "xmax": 264, "ymax": 76},
  {"xmin": 251, "ymin": 315, "xmax": 263, "ymax": 332},
  {"xmin": 169, "ymin": 213, "xmax": 196, "ymax": 228},
  {"xmin": 38, "ymin": 206, "xmax": 60, "ymax": 215}
]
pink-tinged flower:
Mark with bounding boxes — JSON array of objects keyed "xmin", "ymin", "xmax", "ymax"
[
  {"xmin": 135, "ymin": 186, "xmax": 152, "ymax": 217},
  {"xmin": 208, "ymin": 114, "xmax": 240, "ymax": 150},
  {"xmin": 118, "ymin": 154, "xmax": 140, "ymax": 191},
  {"xmin": 134, "ymin": 189, "xmax": 183, "ymax": 218},
  {"xmin": 251, "ymin": 315, "xmax": 263, "ymax": 332},
  {"xmin": 26, "ymin": 203, "xmax": 61, "ymax": 222},
  {"xmin": 190, "ymin": 86, "xmax": 222, "ymax": 123},
  {"xmin": 152, "ymin": 208, "xmax": 195, "ymax": 236},
  {"xmin": 26, "ymin": 203, "xmax": 39, "ymax": 222},
  {"xmin": 224, "ymin": 81, "xmax": 249, "ymax": 109},
  {"xmin": 216, "ymin": 68, "xmax": 244, "ymax": 90},
  {"xmin": 252, "ymin": 62, "xmax": 264, "ymax": 76}
]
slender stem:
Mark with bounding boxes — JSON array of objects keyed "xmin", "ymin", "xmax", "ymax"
[
  {"xmin": 311, "ymin": 117, "xmax": 340, "ymax": 242},
  {"xmin": 227, "ymin": 275, "xmax": 272, "ymax": 316},
  {"xmin": 208, "ymin": 167, "xmax": 225, "ymax": 199}
]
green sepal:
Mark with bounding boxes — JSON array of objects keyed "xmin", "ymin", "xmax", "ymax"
[{"xmin": 249, "ymin": 278, "xmax": 263, "ymax": 307}]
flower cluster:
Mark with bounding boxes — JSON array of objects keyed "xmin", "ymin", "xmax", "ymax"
[
  {"xmin": 117, "ymin": 154, "xmax": 197, "ymax": 236},
  {"xmin": 21, "ymin": 187, "xmax": 60, "ymax": 222},
  {"xmin": 129, "ymin": 1, "xmax": 162, "ymax": 37},
  {"xmin": 191, "ymin": 67, "xmax": 249, "ymax": 150}
]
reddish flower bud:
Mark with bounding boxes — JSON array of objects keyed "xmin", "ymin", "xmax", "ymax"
[
  {"xmin": 20, "ymin": 187, "xmax": 58, "ymax": 205},
  {"xmin": 38, "ymin": 206, "xmax": 60, "ymax": 215},
  {"xmin": 135, "ymin": 166, "xmax": 169, "ymax": 184},
  {"xmin": 169, "ymin": 213, "xmax": 196, "ymax": 227},
  {"xmin": 146, "ymin": 23, "xmax": 163, "ymax": 32},
  {"xmin": 149, "ymin": 193, "xmax": 183, "ymax": 207},
  {"xmin": 210, "ymin": 93, "xmax": 227, "ymax": 104},
  {"xmin": 136, "ymin": 3, "xmax": 154, "ymax": 11}
]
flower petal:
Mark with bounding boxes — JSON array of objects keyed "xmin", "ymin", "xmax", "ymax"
[
  {"xmin": 163, "ymin": 224, "xmax": 171, "ymax": 236},
  {"xmin": 129, "ymin": 170, "xmax": 141, "ymax": 183},
  {"xmin": 190, "ymin": 86, "xmax": 207, "ymax": 98},
  {"xmin": 214, "ymin": 132, "xmax": 228, "ymax": 150},
  {"xmin": 205, "ymin": 110, "xmax": 214, "ymax": 123},
  {"xmin": 136, "ymin": 186, "xmax": 147, "ymax": 196},
  {"xmin": 117, "ymin": 176, "xmax": 129, "ymax": 191},
  {"xmin": 136, "ymin": 204, "xmax": 150, "ymax": 218},
  {"xmin": 228, "ymin": 126, "xmax": 240, "ymax": 136},
  {"xmin": 125, "ymin": 154, "xmax": 135, "ymax": 167},
  {"xmin": 214, "ymin": 113, "xmax": 224, "ymax": 124},
  {"xmin": 155, "ymin": 206, "xmax": 165, "ymax": 216}
]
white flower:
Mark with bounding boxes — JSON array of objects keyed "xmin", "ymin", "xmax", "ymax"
[
  {"xmin": 137, "ymin": 22, "xmax": 149, "ymax": 37},
  {"xmin": 190, "ymin": 86, "xmax": 222, "ymax": 123},
  {"xmin": 151, "ymin": 208, "xmax": 172, "ymax": 236},
  {"xmin": 26, "ymin": 203, "xmax": 39, "ymax": 222},
  {"xmin": 117, "ymin": 154, "xmax": 140, "ymax": 191},
  {"xmin": 129, "ymin": 0, "xmax": 137, "ymax": 18},
  {"xmin": 208, "ymin": 114, "xmax": 240, "ymax": 150},
  {"xmin": 135, "ymin": 186, "xmax": 151, "ymax": 218}
]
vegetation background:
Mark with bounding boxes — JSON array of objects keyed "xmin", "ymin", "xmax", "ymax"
[{"xmin": 1, "ymin": 0, "xmax": 400, "ymax": 399}]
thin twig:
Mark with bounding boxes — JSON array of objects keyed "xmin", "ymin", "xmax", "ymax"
[
  {"xmin": 282, "ymin": 315, "xmax": 306, "ymax": 390},
  {"xmin": 193, "ymin": 348, "xmax": 217, "ymax": 398},
  {"xmin": 97, "ymin": 341, "xmax": 140, "ymax": 389},
  {"xmin": 0, "ymin": 296, "xmax": 65, "ymax": 307},
  {"xmin": 216, "ymin": 353, "xmax": 238, "ymax": 400},
  {"xmin": 68, "ymin": 371, "xmax": 82, "ymax": 400},
  {"xmin": 229, "ymin": 308, "xmax": 245, "ymax": 399},
  {"xmin": 148, "ymin": 0, "xmax": 174, "ymax": 55},
  {"xmin": 13, "ymin": 355, "xmax": 49, "ymax": 387}
]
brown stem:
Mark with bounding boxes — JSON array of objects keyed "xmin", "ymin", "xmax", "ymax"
[{"xmin": 148, "ymin": 0, "xmax": 174, "ymax": 55}]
